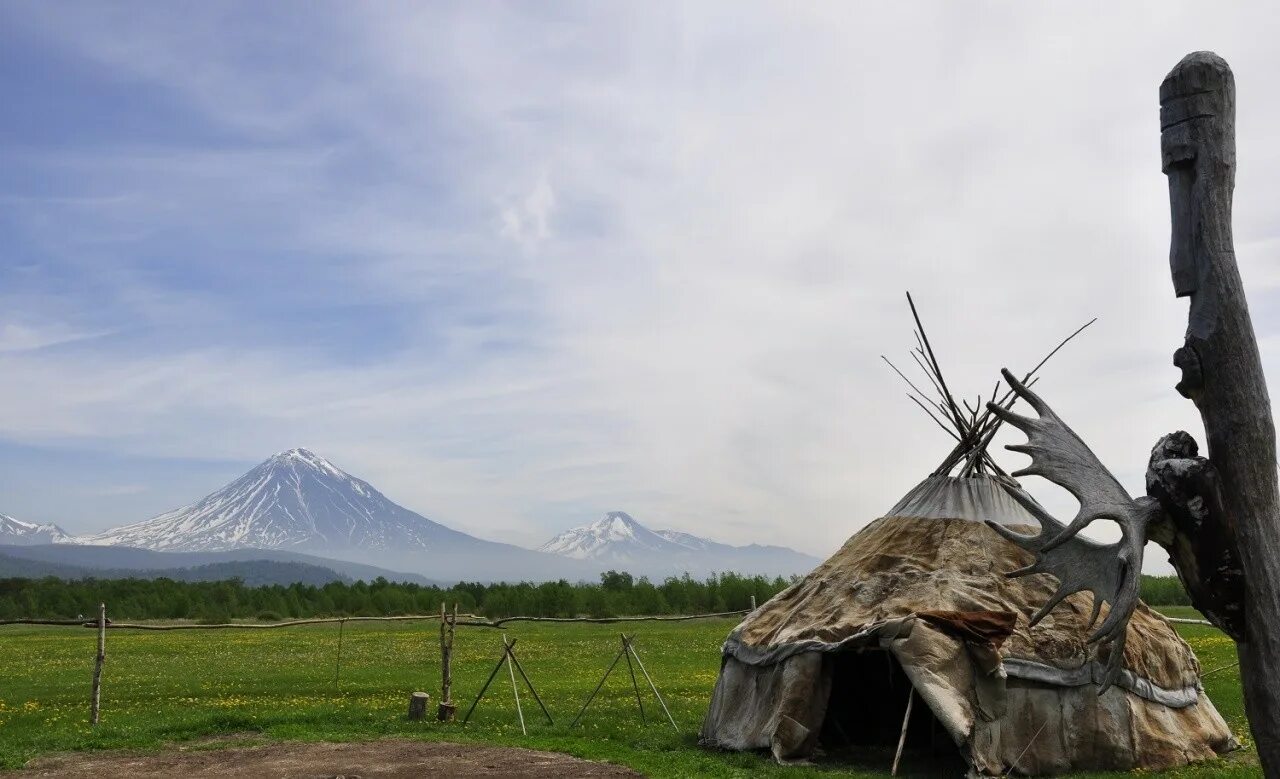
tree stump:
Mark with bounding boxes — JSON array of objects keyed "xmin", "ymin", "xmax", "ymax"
[
  {"xmin": 408, "ymin": 692, "xmax": 430, "ymax": 721},
  {"xmin": 437, "ymin": 701, "xmax": 456, "ymax": 722}
]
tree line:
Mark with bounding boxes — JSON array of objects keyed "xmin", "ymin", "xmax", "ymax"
[
  {"xmin": 0, "ymin": 571, "xmax": 1192, "ymax": 622},
  {"xmin": 0, "ymin": 570, "xmax": 792, "ymax": 622}
]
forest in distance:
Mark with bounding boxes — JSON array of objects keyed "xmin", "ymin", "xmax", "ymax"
[{"xmin": 0, "ymin": 570, "xmax": 1194, "ymax": 622}]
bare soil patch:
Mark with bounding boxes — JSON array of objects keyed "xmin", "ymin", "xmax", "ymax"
[{"xmin": 15, "ymin": 739, "xmax": 645, "ymax": 778}]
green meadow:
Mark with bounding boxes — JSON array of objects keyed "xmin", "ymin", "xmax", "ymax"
[{"xmin": 0, "ymin": 611, "xmax": 1257, "ymax": 777}]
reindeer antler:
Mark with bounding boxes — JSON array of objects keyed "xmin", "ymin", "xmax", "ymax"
[{"xmin": 985, "ymin": 368, "xmax": 1165, "ymax": 691}]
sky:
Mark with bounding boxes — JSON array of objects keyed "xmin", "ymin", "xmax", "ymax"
[{"xmin": 2, "ymin": 4, "xmax": 1280, "ymax": 572}]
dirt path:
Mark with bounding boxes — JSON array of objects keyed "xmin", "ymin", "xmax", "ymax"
[{"xmin": 14, "ymin": 739, "xmax": 645, "ymax": 778}]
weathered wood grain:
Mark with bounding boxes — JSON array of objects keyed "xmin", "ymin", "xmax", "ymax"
[
  {"xmin": 1144, "ymin": 431, "xmax": 1245, "ymax": 639},
  {"xmin": 1159, "ymin": 50, "xmax": 1280, "ymax": 775}
]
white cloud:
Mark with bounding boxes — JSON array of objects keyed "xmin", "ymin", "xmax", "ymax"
[
  {"xmin": 500, "ymin": 174, "xmax": 557, "ymax": 248},
  {"xmin": 0, "ymin": 323, "xmax": 108, "ymax": 353}
]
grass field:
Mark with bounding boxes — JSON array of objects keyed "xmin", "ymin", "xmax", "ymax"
[{"xmin": 0, "ymin": 610, "xmax": 1258, "ymax": 777}]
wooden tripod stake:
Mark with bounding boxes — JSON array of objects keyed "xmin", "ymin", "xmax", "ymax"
[
  {"xmin": 621, "ymin": 633, "xmax": 646, "ymax": 724},
  {"xmin": 461, "ymin": 636, "xmax": 552, "ymax": 729},
  {"xmin": 572, "ymin": 635, "xmax": 677, "ymax": 732},
  {"xmin": 504, "ymin": 634, "xmax": 526, "ymax": 735}
]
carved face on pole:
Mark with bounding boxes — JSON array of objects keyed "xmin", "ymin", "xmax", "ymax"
[{"xmin": 1159, "ymin": 53, "xmax": 1235, "ymax": 333}]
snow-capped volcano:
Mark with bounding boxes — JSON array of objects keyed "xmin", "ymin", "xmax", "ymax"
[
  {"xmin": 538, "ymin": 511, "xmax": 687, "ymax": 561},
  {"xmin": 539, "ymin": 511, "xmax": 820, "ymax": 578},
  {"xmin": 84, "ymin": 448, "xmax": 478, "ymax": 554},
  {"xmin": 0, "ymin": 513, "xmax": 71, "ymax": 546}
]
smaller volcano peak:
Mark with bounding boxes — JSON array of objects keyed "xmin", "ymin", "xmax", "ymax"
[{"xmin": 269, "ymin": 448, "xmax": 339, "ymax": 472}]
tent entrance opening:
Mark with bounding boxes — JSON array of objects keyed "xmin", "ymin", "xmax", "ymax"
[{"xmin": 817, "ymin": 649, "xmax": 965, "ymax": 774}]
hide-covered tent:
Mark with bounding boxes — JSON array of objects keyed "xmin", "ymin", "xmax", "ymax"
[
  {"xmin": 699, "ymin": 475, "xmax": 1235, "ymax": 775},
  {"xmin": 700, "ymin": 304, "xmax": 1235, "ymax": 775}
]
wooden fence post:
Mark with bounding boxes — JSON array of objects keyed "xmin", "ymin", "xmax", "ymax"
[{"xmin": 90, "ymin": 602, "xmax": 105, "ymax": 726}]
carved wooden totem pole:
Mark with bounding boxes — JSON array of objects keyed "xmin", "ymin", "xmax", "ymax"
[{"xmin": 987, "ymin": 52, "xmax": 1280, "ymax": 775}]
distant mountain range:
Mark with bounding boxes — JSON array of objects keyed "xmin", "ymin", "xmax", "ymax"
[
  {"xmin": 2, "ymin": 448, "xmax": 819, "ymax": 583},
  {"xmin": 0, "ymin": 543, "xmax": 440, "ymax": 585},
  {"xmin": 539, "ymin": 511, "xmax": 819, "ymax": 578},
  {"xmin": 74, "ymin": 448, "xmax": 585, "ymax": 582},
  {"xmin": 0, "ymin": 513, "xmax": 71, "ymax": 545},
  {"xmin": 0, "ymin": 547, "xmax": 361, "ymax": 587}
]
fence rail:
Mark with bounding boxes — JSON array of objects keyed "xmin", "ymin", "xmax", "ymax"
[
  {"xmin": 0, "ymin": 609, "xmax": 752, "ymax": 631},
  {"xmin": 0, "ymin": 614, "xmax": 480, "ymax": 630},
  {"xmin": 1, "ymin": 608, "xmax": 1214, "ymax": 630}
]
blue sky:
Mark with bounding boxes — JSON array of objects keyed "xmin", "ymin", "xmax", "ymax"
[{"xmin": 3, "ymin": 4, "xmax": 1280, "ymax": 567}]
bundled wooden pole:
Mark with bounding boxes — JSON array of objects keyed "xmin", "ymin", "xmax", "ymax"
[
  {"xmin": 90, "ymin": 602, "xmax": 105, "ymax": 726},
  {"xmin": 438, "ymin": 602, "xmax": 457, "ymax": 721}
]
